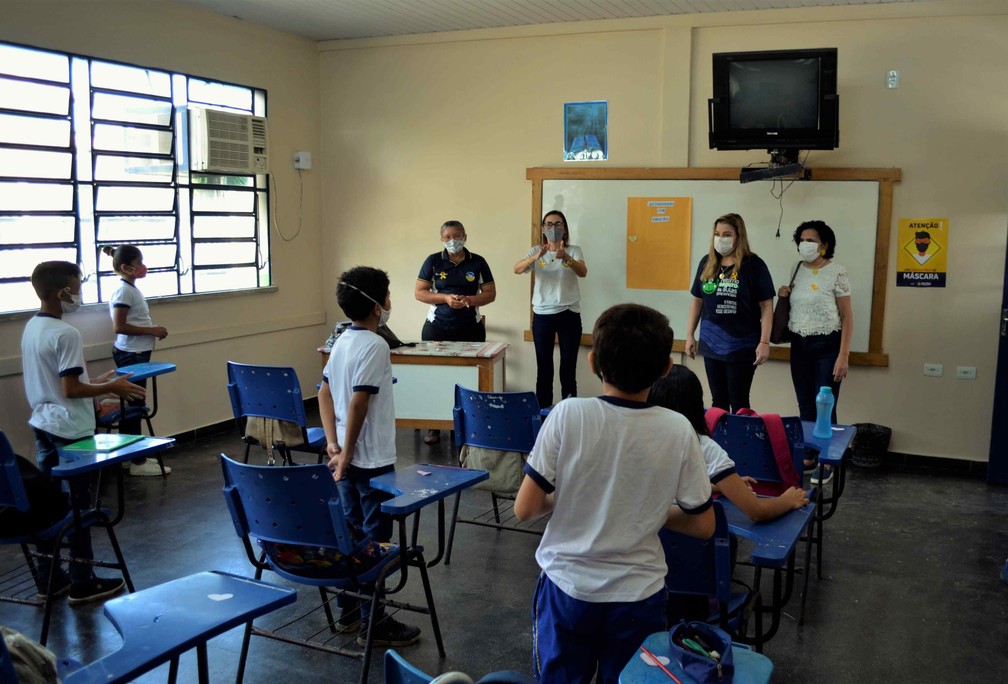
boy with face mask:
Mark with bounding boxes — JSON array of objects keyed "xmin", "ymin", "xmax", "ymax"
[
  {"xmin": 318, "ymin": 266, "xmax": 422, "ymax": 647},
  {"xmin": 20, "ymin": 260, "xmax": 144, "ymax": 604}
]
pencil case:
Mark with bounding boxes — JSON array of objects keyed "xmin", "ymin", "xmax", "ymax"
[{"xmin": 668, "ymin": 620, "xmax": 735, "ymax": 683}]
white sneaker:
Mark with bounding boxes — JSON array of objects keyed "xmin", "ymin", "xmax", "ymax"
[{"xmin": 129, "ymin": 460, "xmax": 170, "ymax": 477}]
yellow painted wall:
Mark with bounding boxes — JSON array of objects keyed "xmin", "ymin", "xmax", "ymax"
[
  {"xmin": 318, "ymin": 0, "xmax": 1008, "ymax": 462},
  {"xmin": 0, "ymin": 1, "xmax": 325, "ymax": 455}
]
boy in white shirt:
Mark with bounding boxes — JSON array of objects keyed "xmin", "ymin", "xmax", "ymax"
[
  {"xmin": 20, "ymin": 261, "xmax": 145, "ymax": 604},
  {"xmin": 318, "ymin": 266, "xmax": 420, "ymax": 648},
  {"xmin": 515, "ymin": 303, "xmax": 715, "ymax": 684}
]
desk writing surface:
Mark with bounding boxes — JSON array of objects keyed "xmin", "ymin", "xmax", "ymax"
[
  {"xmin": 802, "ymin": 423, "xmax": 855, "ymax": 466},
  {"xmin": 390, "ymin": 341, "xmax": 507, "ymax": 359},
  {"xmin": 53, "ymin": 437, "xmax": 175, "ymax": 476},
  {"xmin": 619, "ymin": 632, "xmax": 772, "ymax": 684},
  {"xmin": 720, "ymin": 496, "xmax": 815, "ymax": 568},
  {"xmin": 371, "ymin": 465, "xmax": 489, "ymax": 516},
  {"xmin": 114, "ymin": 361, "xmax": 176, "ymax": 382}
]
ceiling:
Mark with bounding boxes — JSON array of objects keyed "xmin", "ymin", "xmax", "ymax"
[{"xmin": 169, "ymin": 0, "xmax": 927, "ymax": 42}]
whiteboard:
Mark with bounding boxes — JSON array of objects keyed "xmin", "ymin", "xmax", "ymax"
[{"xmin": 540, "ymin": 178, "xmax": 878, "ymax": 353}]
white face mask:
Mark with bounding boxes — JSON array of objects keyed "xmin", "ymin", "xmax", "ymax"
[
  {"xmin": 443, "ymin": 238, "xmax": 465, "ymax": 255},
  {"xmin": 60, "ymin": 289, "xmax": 82, "ymax": 313},
  {"xmin": 798, "ymin": 241, "xmax": 822, "ymax": 262},
  {"xmin": 714, "ymin": 236, "xmax": 735, "ymax": 256},
  {"xmin": 339, "ymin": 281, "xmax": 391, "ymax": 326}
]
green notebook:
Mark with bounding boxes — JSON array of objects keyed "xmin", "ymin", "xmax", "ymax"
[{"xmin": 64, "ymin": 433, "xmax": 145, "ymax": 452}]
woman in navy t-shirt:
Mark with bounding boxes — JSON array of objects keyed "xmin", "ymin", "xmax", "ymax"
[{"xmin": 685, "ymin": 213, "xmax": 774, "ymax": 412}]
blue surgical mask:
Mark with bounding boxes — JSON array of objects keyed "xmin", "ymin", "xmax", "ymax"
[{"xmin": 444, "ymin": 239, "xmax": 465, "ymax": 255}]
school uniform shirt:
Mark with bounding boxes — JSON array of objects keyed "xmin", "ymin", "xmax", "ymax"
[
  {"xmin": 109, "ymin": 279, "xmax": 155, "ymax": 352},
  {"xmin": 787, "ymin": 261, "xmax": 851, "ymax": 337},
  {"xmin": 690, "ymin": 254, "xmax": 775, "ymax": 362},
  {"xmin": 21, "ymin": 314, "xmax": 95, "ymax": 440},
  {"xmin": 523, "ymin": 397, "xmax": 712, "ymax": 603},
  {"xmin": 526, "ymin": 244, "xmax": 583, "ymax": 316},
  {"xmin": 700, "ymin": 434, "xmax": 737, "ymax": 485},
  {"xmin": 416, "ymin": 248, "xmax": 494, "ymax": 328},
  {"xmin": 322, "ymin": 327, "xmax": 396, "ymax": 469}
]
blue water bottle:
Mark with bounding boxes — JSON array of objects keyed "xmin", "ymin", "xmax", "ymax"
[{"xmin": 813, "ymin": 386, "xmax": 834, "ymax": 439}]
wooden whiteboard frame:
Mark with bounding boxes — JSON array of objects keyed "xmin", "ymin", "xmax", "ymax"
[{"xmin": 525, "ymin": 167, "xmax": 899, "ymax": 367}]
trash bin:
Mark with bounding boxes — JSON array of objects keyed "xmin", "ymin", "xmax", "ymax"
[{"xmin": 850, "ymin": 423, "xmax": 892, "ymax": 468}]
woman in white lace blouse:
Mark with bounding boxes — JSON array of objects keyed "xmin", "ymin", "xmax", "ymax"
[{"xmin": 777, "ymin": 220, "xmax": 853, "ymax": 424}]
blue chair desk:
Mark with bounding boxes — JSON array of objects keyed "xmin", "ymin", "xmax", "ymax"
[
  {"xmin": 371, "ymin": 464, "xmax": 489, "ymax": 569},
  {"xmin": 619, "ymin": 632, "xmax": 772, "ymax": 684},
  {"xmin": 111, "ymin": 361, "xmax": 177, "ymax": 425},
  {"xmin": 62, "ymin": 570, "xmax": 296, "ymax": 684},
  {"xmin": 54, "ymin": 437, "xmax": 175, "ymax": 528},
  {"xmin": 721, "ymin": 496, "xmax": 816, "ymax": 643},
  {"xmin": 802, "ymin": 422, "xmax": 856, "ymax": 520}
]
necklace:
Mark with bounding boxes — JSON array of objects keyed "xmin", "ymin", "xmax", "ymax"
[{"xmin": 718, "ymin": 263, "xmax": 737, "ymax": 280}]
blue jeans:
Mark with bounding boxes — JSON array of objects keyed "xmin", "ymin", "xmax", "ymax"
[
  {"xmin": 33, "ymin": 429, "xmax": 95, "ymax": 586},
  {"xmin": 790, "ymin": 331, "xmax": 842, "ymax": 422},
  {"xmin": 336, "ymin": 463, "xmax": 396, "ymax": 618},
  {"xmin": 703, "ymin": 356, "xmax": 757, "ymax": 412},
  {"xmin": 532, "ymin": 310, "xmax": 582, "ymax": 409},
  {"xmin": 532, "ymin": 573, "xmax": 667, "ymax": 684}
]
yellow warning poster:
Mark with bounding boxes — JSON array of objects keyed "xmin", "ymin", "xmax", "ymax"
[
  {"xmin": 626, "ymin": 197, "xmax": 692, "ymax": 290},
  {"xmin": 896, "ymin": 217, "xmax": 947, "ymax": 287}
]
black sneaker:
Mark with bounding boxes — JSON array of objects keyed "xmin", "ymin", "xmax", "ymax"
[
  {"xmin": 36, "ymin": 572, "xmax": 72, "ymax": 600},
  {"xmin": 356, "ymin": 616, "xmax": 421, "ymax": 647},
  {"xmin": 68, "ymin": 577, "xmax": 126, "ymax": 606},
  {"xmin": 335, "ymin": 607, "xmax": 362, "ymax": 634}
]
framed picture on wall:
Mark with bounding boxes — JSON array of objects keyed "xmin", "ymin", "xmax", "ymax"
[{"xmin": 564, "ymin": 101, "xmax": 608, "ymax": 161}]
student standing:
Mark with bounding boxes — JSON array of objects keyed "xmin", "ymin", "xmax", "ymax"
[
  {"xmin": 685, "ymin": 213, "xmax": 774, "ymax": 412},
  {"xmin": 513, "ymin": 210, "xmax": 587, "ymax": 409},
  {"xmin": 21, "ymin": 261, "xmax": 144, "ymax": 603},
  {"xmin": 414, "ymin": 220, "xmax": 496, "ymax": 443},
  {"xmin": 319, "ymin": 266, "xmax": 421, "ymax": 647},
  {"xmin": 104, "ymin": 245, "xmax": 170, "ymax": 477},
  {"xmin": 515, "ymin": 304, "xmax": 714, "ymax": 684}
]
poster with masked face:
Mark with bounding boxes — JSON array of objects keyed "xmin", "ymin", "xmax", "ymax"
[{"xmin": 897, "ymin": 218, "xmax": 948, "ymax": 287}]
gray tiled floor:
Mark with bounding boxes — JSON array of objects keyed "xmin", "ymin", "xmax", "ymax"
[{"xmin": 2, "ymin": 424, "xmax": 1007, "ymax": 683}]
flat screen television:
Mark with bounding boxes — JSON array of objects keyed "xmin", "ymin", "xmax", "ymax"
[{"xmin": 708, "ymin": 48, "xmax": 839, "ymax": 156}]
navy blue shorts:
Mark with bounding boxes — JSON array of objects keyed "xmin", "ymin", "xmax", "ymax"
[{"xmin": 532, "ymin": 573, "xmax": 666, "ymax": 684}]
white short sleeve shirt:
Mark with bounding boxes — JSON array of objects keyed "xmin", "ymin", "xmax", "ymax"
[
  {"xmin": 527, "ymin": 244, "xmax": 583, "ymax": 316},
  {"xmin": 322, "ymin": 327, "xmax": 397, "ymax": 469},
  {"xmin": 699, "ymin": 434, "xmax": 736, "ymax": 483},
  {"xmin": 787, "ymin": 261, "xmax": 851, "ymax": 337},
  {"xmin": 524, "ymin": 397, "xmax": 712, "ymax": 602},
  {"xmin": 109, "ymin": 280, "xmax": 155, "ymax": 352},
  {"xmin": 21, "ymin": 314, "xmax": 96, "ymax": 440}
]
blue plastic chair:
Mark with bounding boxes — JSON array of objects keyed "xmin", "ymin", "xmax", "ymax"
[
  {"xmin": 0, "ymin": 430, "xmax": 133, "ymax": 646},
  {"xmin": 446, "ymin": 385, "xmax": 543, "ymax": 564},
  {"xmin": 226, "ymin": 361, "xmax": 326, "ymax": 466},
  {"xmin": 660, "ymin": 500, "xmax": 763, "ymax": 650},
  {"xmin": 708, "ymin": 412, "xmax": 819, "ymax": 626},
  {"xmin": 220, "ymin": 454, "xmax": 444, "ymax": 684},
  {"xmin": 383, "ymin": 649, "xmax": 538, "ymax": 684}
]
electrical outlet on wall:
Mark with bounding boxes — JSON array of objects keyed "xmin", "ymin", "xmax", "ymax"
[
  {"xmin": 923, "ymin": 363, "xmax": 943, "ymax": 377},
  {"xmin": 956, "ymin": 366, "xmax": 977, "ymax": 380}
]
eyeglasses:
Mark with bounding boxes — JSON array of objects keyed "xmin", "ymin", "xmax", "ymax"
[{"xmin": 544, "ymin": 221, "xmax": 565, "ymax": 228}]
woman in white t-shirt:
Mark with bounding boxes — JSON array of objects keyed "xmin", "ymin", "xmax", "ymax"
[
  {"xmin": 513, "ymin": 210, "xmax": 587, "ymax": 409},
  {"xmin": 776, "ymin": 221, "xmax": 853, "ymax": 426},
  {"xmin": 104, "ymin": 245, "xmax": 170, "ymax": 476}
]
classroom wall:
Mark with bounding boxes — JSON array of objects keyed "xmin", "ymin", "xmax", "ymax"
[
  {"xmin": 0, "ymin": 0, "xmax": 326, "ymax": 456},
  {"xmin": 318, "ymin": 0, "xmax": 1008, "ymax": 462}
]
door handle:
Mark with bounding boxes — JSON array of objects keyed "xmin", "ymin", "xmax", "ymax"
[{"xmin": 1002, "ymin": 308, "xmax": 1008, "ymax": 337}]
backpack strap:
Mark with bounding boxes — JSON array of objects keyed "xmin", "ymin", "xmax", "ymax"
[
  {"xmin": 704, "ymin": 407, "xmax": 729, "ymax": 436},
  {"xmin": 757, "ymin": 413, "xmax": 800, "ymax": 487}
]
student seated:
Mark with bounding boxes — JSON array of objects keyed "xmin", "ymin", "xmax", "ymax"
[
  {"xmin": 20, "ymin": 261, "xmax": 144, "ymax": 604},
  {"xmin": 649, "ymin": 365, "xmax": 809, "ymax": 522},
  {"xmin": 514, "ymin": 303, "xmax": 715, "ymax": 684}
]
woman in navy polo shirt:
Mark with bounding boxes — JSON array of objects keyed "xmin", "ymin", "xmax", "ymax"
[
  {"xmin": 684, "ymin": 213, "xmax": 774, "ymax": 412},
  {"xmin": 415, "ymin": 220, "xmax": 496, "ymax": 442}
]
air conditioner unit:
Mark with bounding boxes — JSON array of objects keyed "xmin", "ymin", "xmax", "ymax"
[{"xmin": 189, "ymin": 106, "xmax": 268, "ymax": 174}]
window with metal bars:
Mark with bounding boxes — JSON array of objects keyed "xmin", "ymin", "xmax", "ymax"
[{"xmin": 0, "ymin": 40, "xmax": 270, "ymax": 314}]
